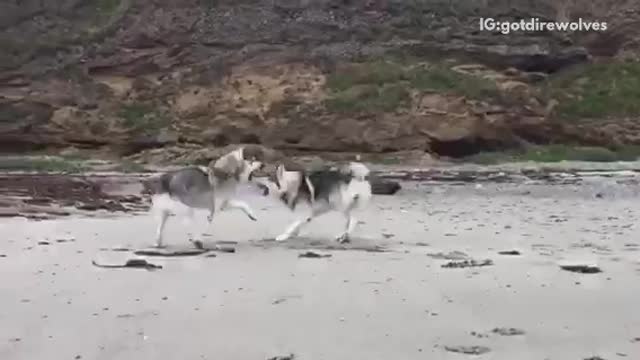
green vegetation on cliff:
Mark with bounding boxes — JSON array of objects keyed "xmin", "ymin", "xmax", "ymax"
[
  {"xmin": 547, "ymin": 62, "xmax": 640, "ymax": 119},
  {"xmin": 118, "ymin": 103, "xmax": 170, "ymax": 133},
  {"xmin": 466, "ymin": 145, "xmax": 640, "ymax": 164},
  {"xmin": 324, "ymin": 60, "xmax": 498, "ymax": 113}
]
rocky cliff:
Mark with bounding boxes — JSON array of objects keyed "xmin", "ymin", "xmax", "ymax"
[{"xmin": 1, "ymin": 0, "xmax": 639, "ymax": 162}]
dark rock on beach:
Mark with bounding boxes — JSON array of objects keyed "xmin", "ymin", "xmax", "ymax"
[
  {"xmin": 442, "ymin": 259, "xmax": 494, "ymax": 268},
  {"xmin": 560, "ymin": 264, "xmax": 603, "ymax": 274},
  {"xmin": 370, "ymin": 179, "xmax": 401, "ymax": 195},
  {"xmin": 299, "ymin": 251, "xmax": 332, "ymax": 259},
  {"xmin": 444, "ymin": 345, "xmax": 491, "ymax": 355}
]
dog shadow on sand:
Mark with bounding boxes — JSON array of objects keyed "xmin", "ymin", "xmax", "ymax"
[
  {"xmin": 248, "ymin": 236, "xmax": 390, "ymax": 253},
  {"xmin": 98, "ymin": 236, "xmax": 392, "ymax": 261}
]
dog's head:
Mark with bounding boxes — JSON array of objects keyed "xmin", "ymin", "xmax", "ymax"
[
  {"xmin": 208, "ymin": 146, "xmax": 265, "ymax": 184},
  {"xmin": 255, "ymin": 163, "xmax": 305, "ymax": 208},
  {"xmin": 342, "ymin": 161, "xmax": 370, "ymax": 181}
]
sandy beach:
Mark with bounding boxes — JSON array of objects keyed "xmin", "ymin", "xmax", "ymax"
[{"xmin": 1, "ymin": 178, "xmax": 640, "ymax": 360}]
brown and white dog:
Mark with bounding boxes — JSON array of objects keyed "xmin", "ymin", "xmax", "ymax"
[
  {"xmin": 148, "ymin": 146, "xmax": 265, "ymax": 248},
  {"xmin": 257, "ymin": 161, "xmax": 372, "ymax": 243}
]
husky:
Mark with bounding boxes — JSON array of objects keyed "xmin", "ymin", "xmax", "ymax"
[
  {"xmin": 257, "ymin": 161, "xmax": 372, "ymax": 243},
  {"xmin": 148, "ymin": 146, "xmax": 265, "ymax": 248}
]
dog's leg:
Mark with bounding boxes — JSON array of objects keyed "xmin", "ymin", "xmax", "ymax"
[
  {"xmin": 335, "ymin": 212, "xmax": 357, "ymax": 244},
  {"xmin": 155, "ymin": 209, "xmax": 170, "ymax": 248},
  {"xmin": 207, "ymin": 193, "xmax": 215, "ymax": 223},
  {"xmin": 222, "ymin": 199, "xmax": 258, "ymax": 221},
  {"xmin": 275, "ymin": 204, "xmax": 330, "ymax": 242},
  {"xmin": 335, "ymin": 194, "xmax": 360, "ymax": 243},
  {"xmin": 184, "ymin": 207, "xmax": 196, "ymax": 238}
]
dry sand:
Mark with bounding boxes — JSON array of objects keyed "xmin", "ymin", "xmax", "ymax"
[{"xmin": 1, "ymin": 180, "xmax": 640, "ymax": 360}]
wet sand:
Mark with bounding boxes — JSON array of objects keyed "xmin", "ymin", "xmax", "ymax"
[{"xmin": 1, "ymin": 180, "xmax": 640, "ymax": 360}]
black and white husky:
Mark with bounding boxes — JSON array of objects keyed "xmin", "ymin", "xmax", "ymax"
[
  {"xmin": 148, "ymin": 146, "xmax": 265, "ymax": 247},
  {"xmin": 258, "ymin": 161, "xmax": 372, "ymax": 243}
]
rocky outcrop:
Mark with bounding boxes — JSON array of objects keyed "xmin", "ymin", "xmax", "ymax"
[{"xmin": 0, "ymin": 0, "xmax": 638, "ymax": 159}]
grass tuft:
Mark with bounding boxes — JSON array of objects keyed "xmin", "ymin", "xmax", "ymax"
[
  {"xmin": 324, "ymin": 60, "xmax": 498, "ymax": 114},
  {"xmin": 546, "ymin": 62, "xmax": 640, "ymax": 119},
  {"xmin": 118, "ymin": 103, "xmax": 170, "ymax": 132},
  {"xmin": 464, "ymin": 145, "xmax": 640, "ymax": 164},
  {"xmin": 0, "ymin": 157, "xmax": 88, "ymax": 173}
]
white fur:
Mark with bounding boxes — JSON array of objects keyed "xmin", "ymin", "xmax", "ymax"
[
  {"xmin": 151, "ymin": 147, "xmax": 263, "ymax": 247},
  {"xmin": 263, "ymin": 162, "xmax": 372, "ymax": 243}
]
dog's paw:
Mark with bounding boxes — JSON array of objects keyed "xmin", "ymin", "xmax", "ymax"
[
  {"xmin": 335, "ymin": 234, "xmax": 350, "ymax": 244},
  {"xmin": 207, "ymin": 214, "xmax": 214, "ymax": 223},
  {"xmin": 275, "ymin": 234, "xmax": 289, "ymax": 242},
  {"xmin": 248, "ymin": 214, "xmax": 258, "ymax": 221}
]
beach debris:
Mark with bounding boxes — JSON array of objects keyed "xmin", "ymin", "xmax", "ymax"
[
  {"xmin": 320, "ymin": 244, "xmax": 388, "ymax": 253},
  {"xmin": 91, "ymin": 259, "xmax": 162, "ymax": 271},
  {"xmin": 470, "ymin": 331, "xmax": 489, "ymax": 338},
  {"xmin": 492, "ymin": 327, "xmax": 526, "ymax": 336},
  {"xmin": 272, "ymin": 295, "xmax": 301, "ymax": 305},
  {"xmin": 370, "ymin": 179, "xmax": 401, "ymax": 195},
  {"xmin": 191, "ymin": 240, "xmax": 236, "ymax": 253},
  {"xmin": 267, "ymin": 354, "xmax": 295, "ymax": 360},
  {"xmin": 37, "ymin": 241, "xmax": 51, "ymax": 245},
  {"xmin": 55, "ymin": 235, "xmax": 76, "ymax": 243},
  {"xmin": 299, "ymin": 251, "xmax": 332, "ymax": 258},
  {"xmin": 498, "ymin": 250, "xmax": 521, "ymax": 256},
  {"xmin": 99, "ymin": 247, "xmax": 132, "ymax": 252},
  {"xmin": 427, "ymin": 251, "xmax": 469, "ymax": 260},
  {"xmin": 134, "ymin": 247, "xmax": 209, "ymax": 257},
  {"xmin": 560, "ymin": 264, "xmax": 602, "ymax": 274},
  {"xmin": 442, "ymin": 259, "xmax": 493, "ymax": 268},
  {"xmin": 444, "ymin": 345, "xmax": 491, "ymax": 355}
]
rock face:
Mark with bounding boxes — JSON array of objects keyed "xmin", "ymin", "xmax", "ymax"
[{"xmin": 0, "ymin": 0, "xmax": 638, "ymax": 158}]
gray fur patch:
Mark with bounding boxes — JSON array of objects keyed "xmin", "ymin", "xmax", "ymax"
[
  {"xmin": 279, "ymin": 169, "xmax": 353, "ymax": 210},
  {"xmin": 157, "ymin": 167, "xmax": 211, "ymax": 198}
]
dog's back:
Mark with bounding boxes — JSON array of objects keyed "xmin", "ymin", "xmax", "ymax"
[
  {"xmin": 152, "ymin": 167, "xmax": 212, "ymax": 208},
  {"xmin": 295, "ymin": 162, "xmax": 372, "ymax": 211}
]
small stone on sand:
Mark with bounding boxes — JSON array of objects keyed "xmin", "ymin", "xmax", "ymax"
[
  {"xmin": 444, "ymin": 345, "xmax": 491, "ymax": 355},
  {"xmin": 492, "ymin": 327, "xmax": 526, "ymax": 336},
  {"xmin": 560, "ymin": 264, "xmax": 602, "ymax": 274},
  {"xmin": 299, "ymin": 251, "xmax": 332, "ymax": 258},
  {"xmin": 442, "ymin": 259, "xmax": 493, "ymax": 268}
]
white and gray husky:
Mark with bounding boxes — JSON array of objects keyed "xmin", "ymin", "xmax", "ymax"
[
  {"xmin": 257, "ymin": 161, "xmax": 372, "ymax": 243},
  {"xmin": 148, "ymin": 146, "xmax": 265, "ymax": 247}
]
